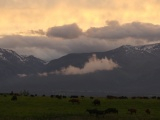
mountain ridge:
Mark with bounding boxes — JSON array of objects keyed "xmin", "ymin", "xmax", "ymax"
[
  {"xmin": 1, "ymin": 43, "xmax": 160, "ymax": 96},
  {"xmin": 0, "ymin": 48, "xmax": 46, "ymax": 78}
]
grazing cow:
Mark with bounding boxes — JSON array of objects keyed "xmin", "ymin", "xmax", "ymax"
[
  {"xmin": 145, "ymin": 109, "xmax": 151, "ymax": 114},
  {"xmin": 105, "ymin": 108, "xmax": 118, "ymax": 114},
  {"xmin": 93, "ymin": 99, "xmax": 100, "ymax": 105},
  {"xmin": 30, "ymin": 95, "xmax": 35, "ymax": 97},
  {"xmin": 42, "ymin": 94, "xmax": 45, "ymax": 97},
  {"xmin": 62, "ymin": 96, "xmax": 67, "ymax": 98},
  {"xmin": 106, "ymin": 95, "xmax": 117, "ymax": 99},
  {"xmin": 81, "ymin": 96, "xmax": 84, "ymax": 99},
  {"xmin": 151, "ymin": 96, "xmax": 157, "ymax": 99},
  {"xmin": 50, "ymin": 95, "xmax": 54, "ymax": 98},
  {"xmin": 118, "ymin": 96, "xmax": 128, "ymax": 99},
  {"xmin": 128, "ymin": 108, "xmax": 137, "ymax": 114},
  {"xmin": 90, "ymin": 97, "xmax": 94, "ymax": 99},
  {"xmin": 69, "ymin": 98, "xmax": 80, "ymax": 104},
  {"xmin": 157, "ymin": 97, "xmax": 160, "ymax": 99},
  {"xmin": 11, "ymin": 95, "xmax": 17, "ymax": 101},
  {"xmin": 70, "ymin": 95, "xmax": 78, "ymax": 98},
  {"xmin": 56, "ymin": 95, "xmax": 62, "ymax": 99}
]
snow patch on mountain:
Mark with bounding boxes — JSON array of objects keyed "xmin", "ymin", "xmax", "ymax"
[
  {"xmin": 121, "ymin": 43, "xmax": 160, "ymax": 57},
  {"xmin": 0, "ymin": 48, "xmax": 45, "ymax": 64}
]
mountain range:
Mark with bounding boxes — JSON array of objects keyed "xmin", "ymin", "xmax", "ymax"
[
  {"xmin": 0, "ymin": 48, "xmax": 45, "ymax": 79},
  {"xmin": 1, "ymin": 43, "xmax": 160, "ymax": 96}
]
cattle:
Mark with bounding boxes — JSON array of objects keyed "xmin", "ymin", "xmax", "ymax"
[
  {"xmin": 145, "ymin": 109, "xmax": 151, "ymax": 114},
  {"xmin": 93, "ymin": 99, "xmax": 100, "ymax": 105},
  {"xmin": 90, "ymin": 96, "xmax": 94, "ymax": 99},
  {"xmin": 151, "ymin": 96, "xmax": 157, "ymax": 99},
  {"xmin": 105, "ymin": 108, "xmax": 118, "ymax": 114},
  {"xmin": 81, "ymin": 96, "xmax": 84, "ymax": 99},
  {"xmin": 157, "ymin": 97, "xmax": 160, "ymax": 99},
  {"xmin": 50, "ymin": 95, "xmax": 54, "ymax": 98},
  {"xmin": 62, "ymin": 96, "xmax": 67, "ymax": 98},
  {"xmin": 70, "ymin": 95, "xmax": 78, "ymax": 98},
  {"xmin": 30, "ymin": 95, "xmax": 35, "ymax": 97},
  {"xmin": 11, "ymin": 95, "xmax": 17, "ymax": 101},
  {"xmin": 128, "ymin": 108, "xmax": 137, "ymax": 114},
  {"xmin": 142, "ymin": 97, "xmax": 149, "ymax": 99},
  {"xmin": 106, "ymin": 95, "xmax": 117, "ymax": 99},
  {"xmin": 69, "ymin": 98, "xmax": 80, "ymax": 104},
  {"xmin": 131, "ymin": 97, "xmax": 137, "ymax": 99},
  {"xmin": 55, "ymin": 95, "xmax": 62, "ymax": 99},
  {"xmin": 118, "ymin": 96, "xmax": 128, "ymax": 99}
]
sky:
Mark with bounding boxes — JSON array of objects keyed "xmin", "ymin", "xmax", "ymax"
[{"xmin": 1, "ymin": 0, "xmax": 160, "ymax": 61}]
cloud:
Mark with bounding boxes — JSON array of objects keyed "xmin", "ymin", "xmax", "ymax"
[
  {"xmin": 86, "ymin": 21, "xmax": 160, "ymax": 41},
  {"xmin": 17, "ymin": 74, "xmax": 27, "ymax": 78},
  {"xmin": 28, "ymin": 29, "xmax": 45, "ymax": 35},
  {"xmin": 1, "ymin": 21, "xmax": 160, "ymax": 61},
  {"xmin": 38, "ymin": 72, "xmax": 48, "ymax": 77},
  {"xmin": 18, "ymin": 29, "xmax": 45, "ymax": 36},
  {"xmin": 0, "ymin": 35, "xmax": 68, "ymax": 60},
  {"xmin": 54, "ymin": 54, "xmax": 119, "ymax": 75},
  {"xmin": 46, "ymin": 23, "xmax": 83, "ymax": 39},
  {"xmin": 0, "ymin": 32, "xmax": 157, "ymax": 61}
]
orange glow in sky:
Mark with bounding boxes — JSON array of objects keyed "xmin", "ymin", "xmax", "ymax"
[{"xmin": 1, "ymin": 0, "xmax": 160, "ymax": 35}]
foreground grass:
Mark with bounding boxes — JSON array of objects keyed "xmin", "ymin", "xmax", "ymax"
[{"xmin": 0, "ymin": 95, "xmax": 160, "ymax": 120}]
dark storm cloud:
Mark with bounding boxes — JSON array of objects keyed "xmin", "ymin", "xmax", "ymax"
[
  {"xmin": 46, "ymin": 23, "xmax": 83, "ymax": 39},
  {"xmin": 85, "ymin": 21, "xmax": 160, "ymax": 41}
]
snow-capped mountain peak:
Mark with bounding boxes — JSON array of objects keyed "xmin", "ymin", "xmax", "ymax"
[
  {"xmin": 137, "ymin": 43, "xmax": 160, "ymax": 53},
  {"xmin": 0, "ymin": 48, "xmax": 45, "ymax": 64},
  {"xmin": 119, "ymin": 43, "xmax": 160, "ymax": 57}
]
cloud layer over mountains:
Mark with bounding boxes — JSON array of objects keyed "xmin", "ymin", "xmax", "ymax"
[
  {"xmin": 37, "ymin": 54, "xmax": 118, "ymax": 76},
  {"xmin": 0, "ymin": 21, "xmax": 160, "ymax": 61},
  {"xmin": 55, "ymin": 54, "xmax": 119, "ymax": 75},
  {"xmin": 86, "ymin": 21, "xmax": 160, "ymax": 40}
]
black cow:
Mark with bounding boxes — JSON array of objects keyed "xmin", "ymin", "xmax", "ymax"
[
  {"xmin": 128, "ymin": 108, "xmax": 137, "ymax": 114},
  {"xmin": 11, "ymin": 95, "xmax": 17, "ymax": 101},
  {"xmin": 145, "ymin": 109, "xmax": 151, "ymax": 114},
  {"xmin": 93, "ymin": 99, "xmax": 100, "ymax": 105},
  {"xmin": 30, "ymin": 94, "xmax": 35, "ymax": 97},
  {"xmin": 70, "ymin": 95, "xmax": 78, "ymax": 98},
  {"xmin": 56, "ymin": 95, "xmax": 62, "ymax": 99}
]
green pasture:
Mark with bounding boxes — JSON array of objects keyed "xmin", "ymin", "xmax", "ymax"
[{"xmin": 0, "ymin": 95, "xmax": 160, "ymax": 120}]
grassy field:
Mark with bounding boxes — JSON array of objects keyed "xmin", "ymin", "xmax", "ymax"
[{"xmin": 0, "ymin": 94, "xmax": 160, "ymax": 120}]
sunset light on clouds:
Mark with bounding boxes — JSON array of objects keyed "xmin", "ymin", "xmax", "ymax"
[
  {"xmin": 0, "ymin": 0, "xmax": 160, "ymax": 60},
  {"xmin": 1, "ymin": 0, "xmax": 160, "ymax": 35}
]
